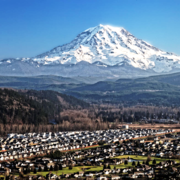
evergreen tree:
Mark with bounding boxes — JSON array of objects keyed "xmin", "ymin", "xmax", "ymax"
[
  {"xmin": 38, "ymin": 166, "xmax": 42, "ymax": 172},
  {"xmin": 44, "ymin": 165, "xmax": 48, "ymax": 171},
  {"xmin": 132, "ymin": 161, "xmax": 136, "ymax": 166},
  {"xmin": 153, "ymin": 159, "xmax": 156, "ymax": 165},
  {"xmin": 59, "ymin": 164, "xmax": 62, "ymax": 170},
  {"xmin": 23, "ymin": 168, "xmax": 27, "ymax": 174},
  {"xmin": 6, "ymin": 176, "xmax": 9, "ymax": 180},
  {"xmin": 27, "ymin": 167, "xmax": 31, "ymax": 173},
  {"xmin": 54, "ymin": 164, "xmax": 59, "ymax": 171},
  {"xmin": 34, "ymin": 168, "xmax": 37, "ymax": 174},
  {"xmin": 146, "ymin": 160, "xmax": 149, "ymax": 165},
  {"xmin": 50, "ymin": 166, "xmax": 53, "ymax": 171},
  {"xmin": 124, "ymin": 160, "xmax": 128, "ymax": 165}
]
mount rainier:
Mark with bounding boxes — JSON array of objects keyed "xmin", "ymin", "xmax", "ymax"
[{"xmin": 1, "ymin": 24, "xmax": 180, "ymax": 79}]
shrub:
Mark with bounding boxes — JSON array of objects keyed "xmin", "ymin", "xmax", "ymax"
[{"xmin": 98, "ymin": 141, "xmax": 105, "ymax": 146}]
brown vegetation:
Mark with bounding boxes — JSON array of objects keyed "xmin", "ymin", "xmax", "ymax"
[
  {"xmin": 128, "ymin": 123, "xmax": 180, "ymax": 130},
  {"xmin": 0, "ymin": 121, "xmax": 110, "ymax": 136},
  {"xmin": 1, "ymin": 88, "xmax": 180, "ymax": 135}
]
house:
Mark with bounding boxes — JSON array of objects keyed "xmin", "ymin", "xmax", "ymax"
[
  {"xmin": 111, "ymin": 175, "xmax": 120, "ymax": 180},
  {"xmin": 168, "ymin": 167, "xmax": 177, "ymax": 174},
  {"xmin": 97, "ymin": 175, "xmax": 108, "ymax": 180},
  {"xmin": 79, "ymin": 171, "xmax": 84, "ymax": 177},
  {"xmin": 85, "ymin": 173, "xmax": 94, "ymax": 177},
  {"xmin": 46, "ymin": 173, "xmax": 59, "ymax": 179}
]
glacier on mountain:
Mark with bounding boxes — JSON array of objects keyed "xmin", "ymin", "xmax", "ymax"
[{"xmin": 1, "ymin": 24, "xmax": 180, "ymax": 78}]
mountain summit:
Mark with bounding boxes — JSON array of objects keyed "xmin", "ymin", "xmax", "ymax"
[
  {"xmin": 33, "ymin": 24, "xmax": 180, "ymax": 73},
  {"xmin": 1, "ymin": 24, "xmax": 180, "ymax": 78}
]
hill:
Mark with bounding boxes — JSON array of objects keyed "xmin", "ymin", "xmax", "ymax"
[
  {"xmin": 66, "ymin": 72, "xmax": 180, "ymax": 106},
  {"xmin": 2, "ymin": 72, "xmax": 180, "ymax": 107},
  {"xmin": 0, "ymin": 89, "xmax": 89, "ymax": 125}
]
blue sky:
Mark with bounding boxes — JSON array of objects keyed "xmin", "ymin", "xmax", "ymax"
[{"xmin": 0, "ymin": 0, "xmax": 180, "ymax": 59}]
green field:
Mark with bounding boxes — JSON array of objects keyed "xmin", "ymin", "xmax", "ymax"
[
  {"xmin": 114, "ymin": 155, "xmax": 180, "ymax": 166},
  {"xmin": 3, "ymin": 155, "xmax": 180, "ymax": 179},
  {"xmin": 27, "ymin": 165, "xmax": 103, "ymax": 177}
]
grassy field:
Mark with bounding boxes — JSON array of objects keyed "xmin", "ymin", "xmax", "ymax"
[
  {"xmin": 114, "ymin": 155, "xmax": 180, "ymax": 165},
  {"xmin": 27, "ymin": 165, "xmax": 103, "ymax": 177},
  {"xmin": 4, "ymin": 155, "xmax": 180, "ymax": 179},
  {"xmin": 29, "ymin": 155, "xmax": 180, "ymax": 176}
]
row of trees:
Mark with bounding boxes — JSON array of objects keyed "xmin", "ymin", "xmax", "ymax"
[
  {"xmin": 0, "ymin": 121, "xmax": 110, "ymax": 136},
  {"xmin": 90, "ymin": 104, "xmax": 180, "ymax": 123}
]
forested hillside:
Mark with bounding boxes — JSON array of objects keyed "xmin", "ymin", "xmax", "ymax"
[
  {"xmin": 1, "ymin": 88, "xmax": 180, "ymax": 135},
  {"xmin": 0, "ymin": 89, "xmax": 89, "ymax": 125}
]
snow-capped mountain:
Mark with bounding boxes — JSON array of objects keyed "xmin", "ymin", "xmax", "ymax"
[
  {"xmin": 1, "ymin": 24, "xmax": 180, "ymax": 78},
  {"xmin": 33, "ymin": 24, "xmax": 180, "ymax": 73}
]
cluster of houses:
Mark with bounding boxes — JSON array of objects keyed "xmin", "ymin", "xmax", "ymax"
[
  {"xmin": 0, "ymin": 128, "xmax": 171, "ymax": 161},
  {"xmin": 0, "ymin": 128, "xmax": 178, "ymax": 179}
]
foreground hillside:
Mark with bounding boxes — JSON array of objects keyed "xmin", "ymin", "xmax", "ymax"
[
  {"xmin": 0, "ymin": 89, "xmax": 89, "ymax": 125},
  {"xmin": 1, "ymin": 87, "xmax": 180, "ymax": 135}
]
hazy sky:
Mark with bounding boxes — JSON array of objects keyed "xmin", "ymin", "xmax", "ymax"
[{"xmin": 0, "ymin": 0, "xmax": 180, "ymax": 59}]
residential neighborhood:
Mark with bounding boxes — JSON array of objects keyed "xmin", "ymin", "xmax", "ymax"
[
  {"xmin": 0, "ymin": 128, "xmax": 180, "ymax": 179},
  {"xmin": 1, "ymin": 0, "xmax": 180, "ymax": 179},
  {"xmin": 1, "ymin": 128, "xmax": 172, "ymax": 161}
]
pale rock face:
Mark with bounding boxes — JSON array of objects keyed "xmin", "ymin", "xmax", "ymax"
[{"xmin": 0, "ymin": 24, "xmax": 180, "ymax": 78}]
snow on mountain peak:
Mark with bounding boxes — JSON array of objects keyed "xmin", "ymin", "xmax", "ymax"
[
  {"xmin": 33, "ymin": 24, "xmax": 180, "ymax": 73},
  {"xmin": 34, "ymin": 24, "xmax": 159, "ymax": 67},
  {"xmin": 1, "ymin": 24, "xmax": 180, "ymax": 74},
  {"xmin": 85, "ymin": 24, "xmax": 124, "ymax": 33}
]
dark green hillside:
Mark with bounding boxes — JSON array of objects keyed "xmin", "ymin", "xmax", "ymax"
[
  {"xmin": 24, "ymin": 89, "xmax": 89, "ymax": 109},
  {"xmin": 0, "ymin": 89, "xmax": 48, "ymax": 125},
  {"xmin": 0, "ymin": 89, "xmax": 89, "ymax": 125}
]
